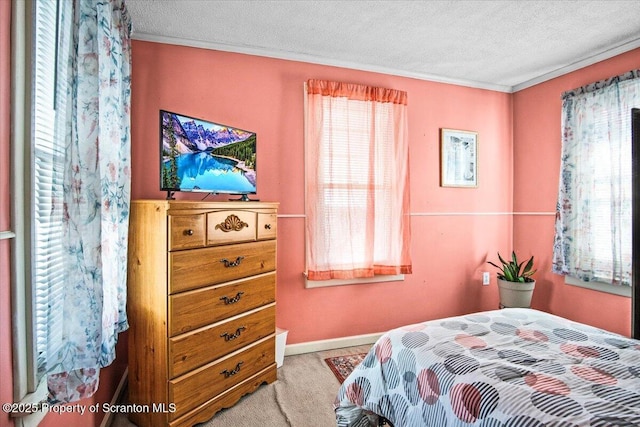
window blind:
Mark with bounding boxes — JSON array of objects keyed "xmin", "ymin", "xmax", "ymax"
[
  {"xmin": 583, "ymin": 106, "xmax": 631, "ymax": 281},
  {"xmin": 32, "ymin": 0, "xmax": 66, "ymax": 382},
  {"xmin": 318, "ymin": 99, "xmax": 396, "ymax": 265}
]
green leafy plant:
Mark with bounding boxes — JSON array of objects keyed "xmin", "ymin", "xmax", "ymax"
[{"xmin": 488, "ymin": 251, "xmax": 536, "ymax": 283}]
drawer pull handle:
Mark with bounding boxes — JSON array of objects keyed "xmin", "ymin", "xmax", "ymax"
[
  {"xmin": 220, "ymin": 256, "xmax": 244, "ymax": 268},
  {"xmin": 185, "ymin": 229, "xmax": 194, "ymax": 236},
  {"xmin": 221, "ymin": 326, "xmax": 246, "ymax": 341},
  {"xmin": 264, "ymin": 223, "xmax": 271, "ymax": 230},
  {"xmin": 216, "ymin": 214, "xmax": 249, "ymax": 232},
  {"xmin": 220, "ymin": 291, "xmax": 244, "ymax": 305},
  {"xmin": 221, "ymin": 361, "xmax": 243, "ymax": 378}
]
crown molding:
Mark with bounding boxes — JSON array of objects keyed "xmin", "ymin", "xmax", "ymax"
[
  {"xmin": 132, "ymin": 32, "xmax": 640, "ymax": 94},
  {"xmin": 512, "ymin": 38, "xmax": 640, "ymax": 92},
  {"xmin": 131, "ymin": 32, "xmax": 513, "ymax": 93}
]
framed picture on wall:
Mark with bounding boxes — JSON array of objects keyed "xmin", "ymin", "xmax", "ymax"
[{"xmin": 440, "ymin": 128, "xmax": 478, "ymax": 188}]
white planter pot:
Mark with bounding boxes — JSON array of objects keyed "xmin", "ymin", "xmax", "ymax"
[{"xmin": 497, "ymin": 278, "xmax": 535, "ymax": 308}]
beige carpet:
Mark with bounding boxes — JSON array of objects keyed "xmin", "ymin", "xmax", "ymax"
[{"xmin": 111, "ymin": 344, "xmax": 372, "ymax": 427}]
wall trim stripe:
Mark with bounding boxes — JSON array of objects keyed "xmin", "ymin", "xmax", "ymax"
[
  {"xmin": 0, "ymin": 231, "xmax": 15, "ymax": 240},
  {"xmin": 513, "ymin": 212, "xmax": 556, "ymax": 216},
  {"xmin": 278, "ymin": 212, "xmax": 555, "ymax": 218},
  {"xmin": 411, "ymin": 211, "xmax": 555, "ymax": 216}
]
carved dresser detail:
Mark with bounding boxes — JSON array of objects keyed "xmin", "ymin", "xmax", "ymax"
[{"xmin": 127, "ymin": 200, "xmax": 278, "ymax": 427}]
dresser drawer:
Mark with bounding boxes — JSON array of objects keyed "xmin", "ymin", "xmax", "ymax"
[
  {"xmin": 169, "ymin": 272, "xmax": 275, "ymax": 336},
  {"xmin": 168, "ymin": 214, "xmax": 206, "ymax": 251},
  {"xmin": 169, "ymin": 240, "xmax": 276, "ymax": 294},
  {"xmin": 257, "ymin": 212, "xmax": 277, "ymax": 240},
  {"xmin": 169, "ymin": 336, "xmax": 275, "ymax": 420},
  {"xmin": 169, "ymin": 304, "xmax": 275, "ymax": 378},
  {"xmin": 207, "ymin": 210, "xmax": 256, "ymax": 245}
]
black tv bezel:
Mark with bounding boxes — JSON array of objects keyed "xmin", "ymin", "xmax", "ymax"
[{"xmin": 159, "ymin": 109, "xmax": 257, "ymax": 198}]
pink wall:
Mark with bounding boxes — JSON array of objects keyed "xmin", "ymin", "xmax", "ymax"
[
  {"xmin": 131, "ymin": 41, "xmax": 514, "ymax": 344},
  {"xmin": 0, "ymin": 3, "xmax": 128, "ymax": 426},
  {"xmin": 513, "ymin": 48, "xmax": 640, "ymax": 337},
  {"xmin": 3, "ymin": 15, "xmax": 635, "ymax": 425}
]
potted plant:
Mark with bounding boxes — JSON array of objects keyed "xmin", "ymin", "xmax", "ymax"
[{"xmin": 488, "ymin": 251, "xmax": 536, "ymax": 308}]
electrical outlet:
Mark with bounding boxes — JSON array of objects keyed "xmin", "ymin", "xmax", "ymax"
[{"xmin": 482, "ymin": 272, "xmax": 490, "ymax": 285}]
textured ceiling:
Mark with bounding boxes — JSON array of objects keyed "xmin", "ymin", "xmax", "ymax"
[{"xmin": 126, "ymin": 0, "xmax": 640, "ymax": 92}]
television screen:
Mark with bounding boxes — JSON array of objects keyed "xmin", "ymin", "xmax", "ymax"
[{"xmin": 160, "ymin": 110, "xmax": 257, "ymax": 197}]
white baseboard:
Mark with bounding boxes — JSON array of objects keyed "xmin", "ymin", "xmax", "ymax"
[
  {"xmin": 283, "ymin": 332, "xmax": 383, "ymax": 356},
  {"xmin": 100, "ymin": 367, "xmax": 128, "ymax": 427}
]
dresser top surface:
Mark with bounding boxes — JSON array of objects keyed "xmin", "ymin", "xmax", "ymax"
[{"xmin": 132, "ymin": 199, "xmax": 279, "ymax": 211}]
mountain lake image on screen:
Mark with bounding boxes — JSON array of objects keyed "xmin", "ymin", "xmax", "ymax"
[{"xmin": 160, "ymin": 110, "xmax": 257, "ymax": 198}]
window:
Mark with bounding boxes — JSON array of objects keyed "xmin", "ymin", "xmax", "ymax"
[
  {"xmin": 304, "ymin": 80, "xmax": 412, "ymax": 286},
  {"xmin": 11, "ymin": 0, "xmax": 70, "ymax": 420},
  {"xmin": 553, "ymin": 71, "xmax": 639, "ymax": 294}
]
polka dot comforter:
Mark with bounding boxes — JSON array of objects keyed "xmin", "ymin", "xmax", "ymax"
[{"xmin": 334, "ymin": 308, "xmax": 640, "ymax": 427}]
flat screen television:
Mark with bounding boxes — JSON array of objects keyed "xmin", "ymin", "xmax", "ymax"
[{"xmin": 160, "ymin": 110, "xmax": 257, "ymax": 200}]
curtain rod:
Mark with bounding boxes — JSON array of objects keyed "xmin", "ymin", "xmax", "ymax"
[{"xmin": 562, "ymin": 69, "xmax": 639, "ymax": 100}]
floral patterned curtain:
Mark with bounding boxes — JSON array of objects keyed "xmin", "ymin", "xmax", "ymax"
[
  {"xmin": 47, "ymin": 0, "xmax": 131, "ymax": 403},
  {"xmin": 553, "ymin": 70, "xmax": 639, "ymax": 287}
]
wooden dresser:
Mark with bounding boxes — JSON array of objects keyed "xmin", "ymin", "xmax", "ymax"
[{"xmin": 127, "ymin": 200, "xmax": 278, "ymax": 427}]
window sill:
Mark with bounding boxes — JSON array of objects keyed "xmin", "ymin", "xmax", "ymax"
[
  {"xmin": 304, "ymin": 273, "xmax": 404, "ymax": 288},
  {"xmin": 0, "ymin": 230, "xmax": 16, "ymax": 240},
  {"xmin": 565, "ymin": 276, "xmax": 631, "ymax": 297},
  {"xmin": 12, "ymin": 378, "xmax": 48, "ymax": 427}
]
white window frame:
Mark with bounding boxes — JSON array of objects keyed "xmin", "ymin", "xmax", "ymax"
[
  {"xmin": 564, "ymin": 144, "xmax": 631, "ymax": 297},
  {"xmin": 565, "ymin": 275, "xmax": 632, "ymax": 297},
  {"xmin": 10, "ymin": 1, "xmax": 61, "ymax": 425},
  {"xmin": 304, "ymin": 273, "xmax": 404, "ymax": 289}
]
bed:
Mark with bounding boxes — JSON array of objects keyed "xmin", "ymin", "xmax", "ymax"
[{"xmin": 334, "ymin": 308, "xmax": 640, "ymax": 426}]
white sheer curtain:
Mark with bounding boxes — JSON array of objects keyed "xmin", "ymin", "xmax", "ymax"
[
  {"xmin": 305, "ymin": 79, "xmax": 412, "ymax": 280},
  {"xmin": 553, "ymin": 70, "xmax": 639, "ymax": 287}
]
